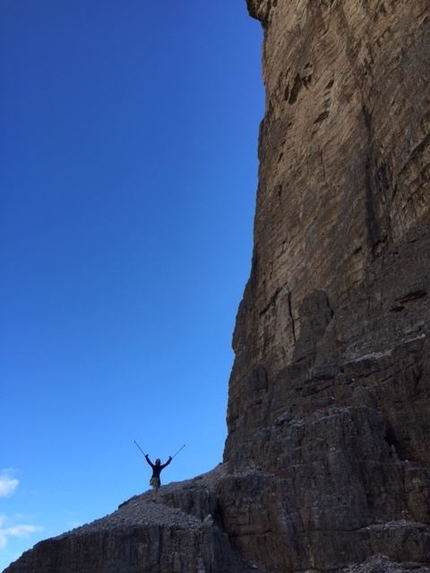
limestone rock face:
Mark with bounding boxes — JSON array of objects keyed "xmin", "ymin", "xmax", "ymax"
[
  {"xmin": 4, "ymin": 1, "xmax": 430, "ymax": 572},
  {"xmin": 223, "ymin": 0, "xmax": 430, "ymax": 570},
  {"xmin": 3, "ymin": 468, "xmax": 256, "ymax": 573}
]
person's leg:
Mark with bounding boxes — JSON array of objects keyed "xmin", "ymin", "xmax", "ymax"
[{"xmin": 152, "ymin": 481, "xmax": 159, "ymax": 501}]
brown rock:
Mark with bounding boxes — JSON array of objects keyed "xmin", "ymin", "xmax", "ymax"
[{"xmin": 223, "ymin": 0, "xmax": 430, "ymax": 570}]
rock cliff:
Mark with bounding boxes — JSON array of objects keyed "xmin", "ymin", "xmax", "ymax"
[{"xmin": 4, "ymin": 1, "xmax": 429, "ymax": 572}]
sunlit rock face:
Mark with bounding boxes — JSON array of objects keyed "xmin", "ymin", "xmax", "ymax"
[
  {"xmin": 223, "ymin": 0, "xmax": 430, "ymax": 570},
  {"xmin": 4, "ymin": 2, "xmax": 430, "ymax": 572}
]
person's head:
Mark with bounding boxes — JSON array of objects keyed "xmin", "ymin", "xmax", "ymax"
[{"xmin": 156, "ymin": 458, "xmax": 161, "ymax": 465}]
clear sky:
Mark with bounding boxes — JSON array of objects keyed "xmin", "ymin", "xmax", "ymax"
[{"xmin": 0, "ymin": 0, "xmax": 263, "ymax": 569}]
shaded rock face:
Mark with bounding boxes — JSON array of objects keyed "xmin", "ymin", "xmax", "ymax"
[
  {"xmin": 3, "ymin": 468, "xmax": 257, "ymax": 573},
  {"xmin": 4, "ymin": 1, "xmax": 430, "ymax": 572}
]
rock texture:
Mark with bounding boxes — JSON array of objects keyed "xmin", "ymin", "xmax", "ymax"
[
  {"xmin": 4, "ymin": 467, "xmax": 256, "ymax": 573},
  {"xmin": 223, "ymin": 0, "xmax": 430, "ymax": 570},
  {"xmin": 4, "ymin": 1, "xmax": 429, "ymax": 572}
]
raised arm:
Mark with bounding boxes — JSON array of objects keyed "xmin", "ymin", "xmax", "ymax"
[
  {"xmin": 145, "ymin": 454, "xmax": 155, "ymax": 469},
  {"xmin": 160, "ymin": 456, "xmax": 172, "ymax": 470}
]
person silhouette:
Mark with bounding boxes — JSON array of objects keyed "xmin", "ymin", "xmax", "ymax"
[{"xmin": 144, "ymin": 454, "xmax": 172, "ymax": 500}]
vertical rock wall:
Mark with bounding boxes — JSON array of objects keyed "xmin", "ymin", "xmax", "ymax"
[{"xmin": 223, "ymin": 0, "xmax": 430, "ymax": 571}]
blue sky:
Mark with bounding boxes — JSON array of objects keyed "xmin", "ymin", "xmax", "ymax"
[{"xmin": 0, "ymin": 0, "xmax": 263, "ymax": 569}]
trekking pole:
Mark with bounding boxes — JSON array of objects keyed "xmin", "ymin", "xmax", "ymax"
[
  {"xmin": 133, "ymin": 440, "xmax": 146, "ymax": 456},
  {"xmin": 171, "ymin": 444, "xmax": 186, "ymax": 459}
]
